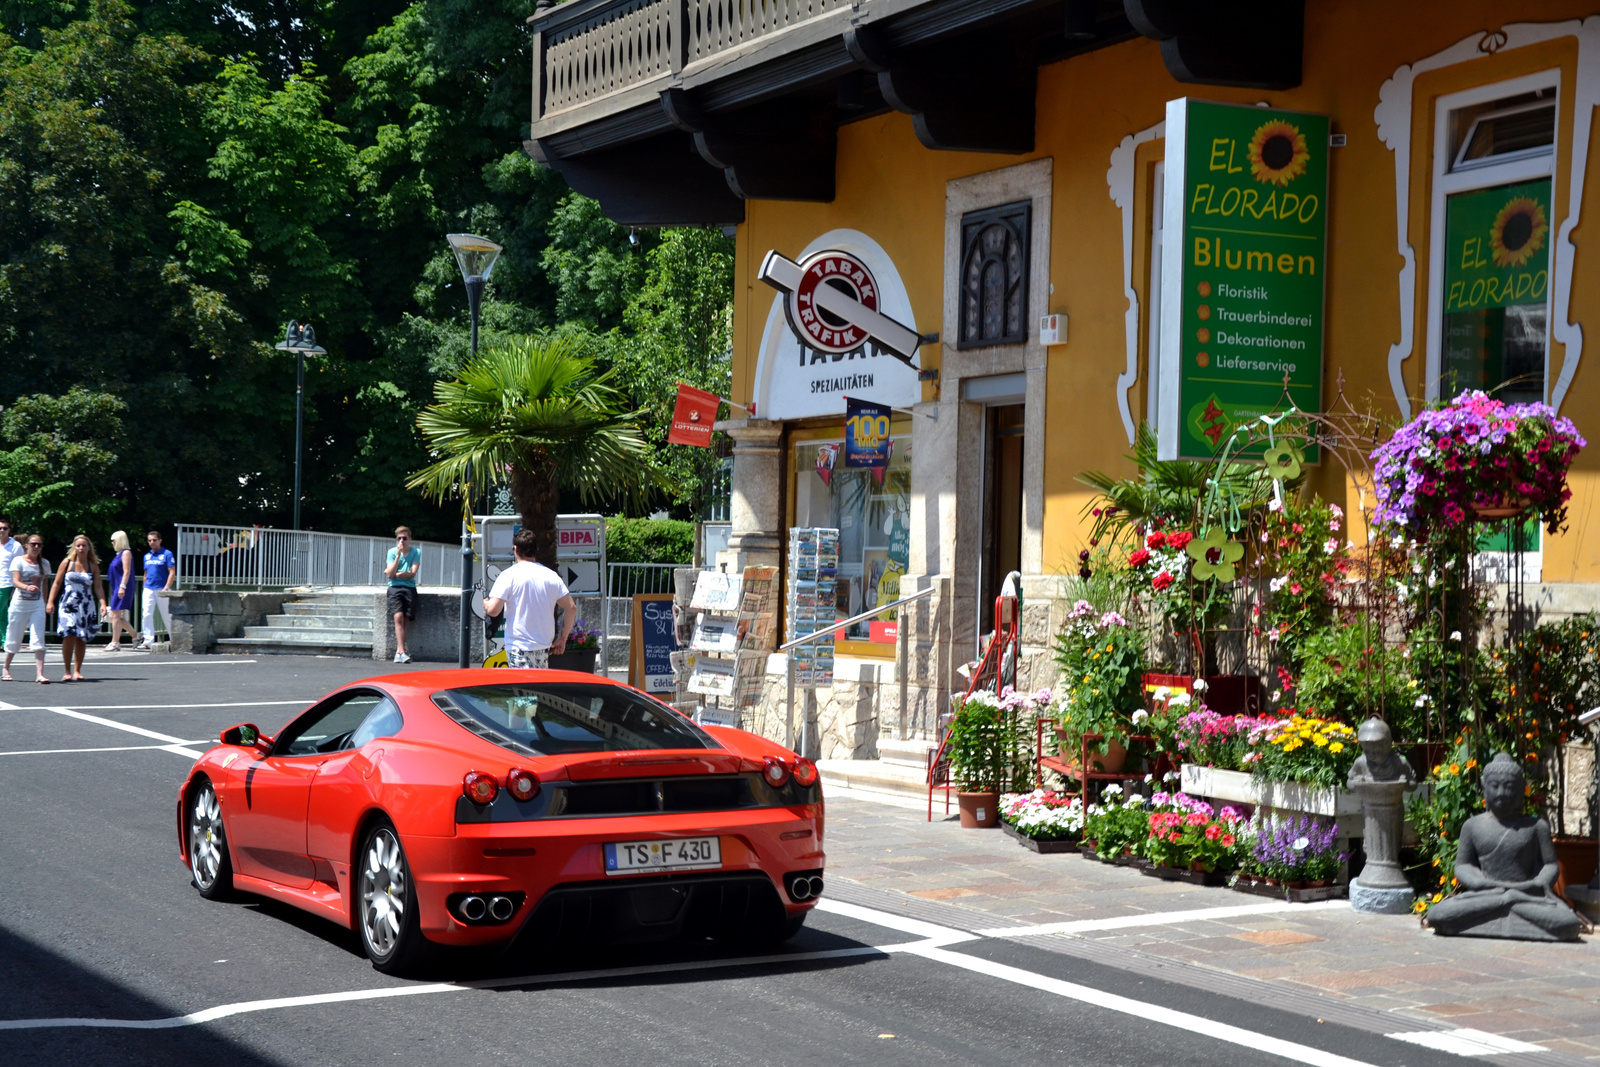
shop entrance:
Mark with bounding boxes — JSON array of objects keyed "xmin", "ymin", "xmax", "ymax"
[{"xmin": 978, "ymin": 403, "xmax": 1024, "ymax": 653}]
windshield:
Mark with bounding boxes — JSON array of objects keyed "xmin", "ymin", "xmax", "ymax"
[{"xmin": 433, "ymin": 683, "xmax": 718, "ymax": 757}]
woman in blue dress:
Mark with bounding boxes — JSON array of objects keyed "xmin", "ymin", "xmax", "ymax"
[
  {"xmin": 47, "ymin": 534, "xmax": 106, "ymax": 682},
  {"xmin": 106, "ymin": 530, "xmax": 135, "ymax": 650}
]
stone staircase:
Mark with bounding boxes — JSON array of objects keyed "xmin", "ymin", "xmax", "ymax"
[
  {"xmin": 214, "ymin": 593, "xmax": 374, "ymax": 658},
  {"xmin": 817, "ymin": 737, "xmax": 939, "ymax": 804}
]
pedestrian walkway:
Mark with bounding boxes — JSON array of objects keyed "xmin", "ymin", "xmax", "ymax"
[{"xmin": 824, "ymin": 794, "xmax": 1600, "ymax": 1062}]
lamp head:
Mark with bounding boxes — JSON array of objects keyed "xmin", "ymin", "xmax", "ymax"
[
  {"xmin": 446, "ymin": 233, "xmax": 503, "ymax": 284},
  {"xmin": 1580, "ymin": 706, "xmax": 1600, "ymax": 727}
]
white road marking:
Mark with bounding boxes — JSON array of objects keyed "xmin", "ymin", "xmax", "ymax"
[
  {"xmin": 973, "ymin": 900, "xmax": 1348, "ymax": 937},
  {"xmin": 76, "ymin": 658, "xmax": 260, "ymax": 666},
  {"xmin": 0, "ymin": 946, "xmax": 886, "ymax": 1030},
  {"xmin": 0, "ymin": 700, "xmax": 310, "ymax": 711},
  {"xmin": 814, "ymin": 899, "xmax": 978, "ymax": 946},
  {"xmin": 30, "ymin": 707, "xmax": 206, "ymax": 759},
  {"xmin": 0, "ymin": 742, "xmax": 210, "ymax": 756},
  {"xmin": 1388, "ymin": 1029, "xmax": 1549, "ymax": 1056},
  {"xmin": 904, "ymin": 941, "xmax": 1381, "ymax": 1067}
]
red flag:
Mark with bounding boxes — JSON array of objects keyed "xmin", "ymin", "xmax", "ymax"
[{"xmin": 667, "ymin": 382, "xmax": 720, "ymax": 447}]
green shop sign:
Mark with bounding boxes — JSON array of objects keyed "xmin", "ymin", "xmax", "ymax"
[
  {"xmin": 1157, "ymin": 99, "xmax": 1330, "ymax": 461},
  {"xmin": 1443, "ymin": 178, "xmax": 1551, "ymax": 313}
]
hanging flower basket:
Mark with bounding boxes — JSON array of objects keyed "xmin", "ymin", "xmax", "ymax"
[{"xmin": 1371, "ymin": 391, "xmax": 1585, "ymax": 534}]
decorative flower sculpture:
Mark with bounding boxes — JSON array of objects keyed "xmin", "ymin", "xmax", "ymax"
[
  {"xmin": 1186, "ymin": 527, "xmax": 1245, "ymax": 582},
  {"xmin": 1262, "ymin": 441, "xmax": 1303, "ymax": 481}
]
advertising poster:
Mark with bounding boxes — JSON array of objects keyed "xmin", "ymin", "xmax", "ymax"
[
  {"xmin": 844, "ymin": 396, "xmax": 891, "ymax": 468},
  {"xmin": 1158, "ymin": 99, "xmax": 1329, "ymax": 460}
]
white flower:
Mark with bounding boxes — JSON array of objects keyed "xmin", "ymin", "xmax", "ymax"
[
  {"xmin": 1131, "ymin": 708, "xmax": 1150, "ymax": 724},
  {"xmin": 1323, "ymin": 538, "xmax": 1339, "ymax": 554},
  {"xmin": 1330, "ymin": 504, "xmax": 1344, "ymax": 518},
  {"xmin": 1414, "ymin": 694, "xmax": 1431, "ymax": 707},
  {"xmin": 1269, "ymin": 498, "xmax": 1283, "ymax": 512},
  {"xmin": 1144, "ymin": 773, "xmax": 1155, "ymax": 783},
  {"xmin": 1267, "ymin": 629, "xmax": 1281, "ymax": 644},
  {"xmin": 1152, "ymin": 686, "xmax": 1171, "ymax": 702},
  {"xmin": 1104, "ymin": 783, "xmax": 1123, "ymax": 796},
  {"xmin": 1449, "ymin": 630, "xmax": 1462, "ymax": 641},
  {"xmin": 1271, "ymin": 689, "xmax": 1282, "ymax": 702},
  {"xmin": 1169, "ymin": 692, "xmax": 1192, "ymax": 708},
  {"xmin": 1192, "ymin": 678, "xmax": 1209, "ymax": 692},
  {"xmin": 1125, "ymin": 795, "xmax": 1145, "ymax": 808},
  {"xmin": 1396, "ymin": 582, "xmax": 1410, "ymax": 598},
  {"xmin": 1269, "ymin": 576, "xmax": 1288, "ymax": 592}
]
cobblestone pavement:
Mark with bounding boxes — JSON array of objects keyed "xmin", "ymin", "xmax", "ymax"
[{"xmin": 823, "ymin": 790, "xmax": 1600, "ymax": 1062}]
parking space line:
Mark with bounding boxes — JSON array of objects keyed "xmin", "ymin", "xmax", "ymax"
[
  {"xmin": 0, "ymin": 946, "xmax": 886, "ymax": 1031},
  {"xmin": 0, "ymin": 742, "xmax": 211, "ymax": 756},
  {"xmin": 26, "ymin": 707, "xmax": 207, "ymax": 759}
]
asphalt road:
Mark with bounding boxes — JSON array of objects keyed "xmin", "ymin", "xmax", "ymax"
[{"xmin": 0, "ymin": 654, "xmax": 1474, "ymax": 1067}]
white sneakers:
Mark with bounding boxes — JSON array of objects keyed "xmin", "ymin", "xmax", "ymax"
[{"xmin": 393, "ymin": 652, "xmax": 412, "ymax": 663}]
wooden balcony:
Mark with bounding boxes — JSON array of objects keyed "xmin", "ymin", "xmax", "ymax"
[{"xmin": 524, "ymin": 0, "xmax": 1304, "ymax": 225}]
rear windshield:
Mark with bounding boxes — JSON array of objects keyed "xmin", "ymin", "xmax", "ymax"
[{"xmin": 433, "ymin": 683, "xmax": 718, "ymax": 757}]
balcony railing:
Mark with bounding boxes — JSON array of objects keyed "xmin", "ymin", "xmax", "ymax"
[{"xmin": 535, "ymin": 0, "xmax": 849, "ymax": 121}]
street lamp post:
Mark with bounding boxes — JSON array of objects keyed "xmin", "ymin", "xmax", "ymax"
[
  {"xmin": 275, "ymin": 321, "xmax": 326, "ymax": 531},
  {"xmin": 446, "ymin": 234, "xmax": 504, "ymax": 668}
]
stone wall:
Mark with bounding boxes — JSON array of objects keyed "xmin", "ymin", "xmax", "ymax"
[
  {"xmin": 162, "ymin": 591, "xmax": 295, "ymax": 653},
  {"xmin": 739, "ymin": 660, "xmax": 897, "ymax": 760},
  {"xmin": 371, "ymin": 591, "xmax": 486, "ymax": 663}
]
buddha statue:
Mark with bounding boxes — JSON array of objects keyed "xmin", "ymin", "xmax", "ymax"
[{"xmin": 1426, "ymin": 753, "xmax": 1581, "ymax": 942}]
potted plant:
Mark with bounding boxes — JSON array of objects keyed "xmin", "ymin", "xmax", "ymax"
[
  {"xmin": 1140, "ymin": 791, "xmax": 1244, "ymax": 883},
  {"xmin": 1053, "ymin": 602, "xmax": 1146, "ymax": 772},
  {"xmin": 1237, "ymin": 815, "xmax": 1345, "ymax": 898},
  {"xmin": 1371, "ymin": 390, "xmax": 1585, "ymax": 533},
  {"xmin": 945, "ymin": 690, "xmax": 1029, "ymax": 828},
  {"xmin": 1082, "ymin": 784, "xmax": 1150, "ymax": 862},
  {"xmin": 1000, "ymin": 790, "xmax": 1084, "ymax": 853},
  {"xmin": 548, "ymin": 621, "xmax": 601, "ymax": 673}
]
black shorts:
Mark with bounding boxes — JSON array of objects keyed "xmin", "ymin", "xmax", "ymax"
[{"xmin": 387, "ymin": 585, "xmax": 418, "ymax": 620}]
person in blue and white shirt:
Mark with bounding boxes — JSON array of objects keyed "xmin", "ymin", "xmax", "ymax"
[
  {"xmin": 139, "ymin": 530, "xmax": 176, "ymax": 650},
  {"xmin": 0, "ymin": 518, "xmax": 21, "ymax": 650}
]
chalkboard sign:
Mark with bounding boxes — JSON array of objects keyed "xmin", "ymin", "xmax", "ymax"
[{"xmin": 630, "ymin": 594, "xmax": 678, "ymax": 694}]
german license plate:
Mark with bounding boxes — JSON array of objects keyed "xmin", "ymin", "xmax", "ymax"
[{"xmin": 604, "ymin": 836, "xmax": 721, "ymax": 875}]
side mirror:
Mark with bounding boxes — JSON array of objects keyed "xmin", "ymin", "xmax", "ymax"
[{"xmin": 221, "ymin": 723, "xmax": 269, "ymax": 751}]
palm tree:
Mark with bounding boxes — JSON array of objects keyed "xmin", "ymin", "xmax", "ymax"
[{"xmin": 408, "ymin": 335, "xmax": 650, "ymax": 567}]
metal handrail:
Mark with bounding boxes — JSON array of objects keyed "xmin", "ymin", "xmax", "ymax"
[{"xmin": 785, "ymin": 584, "xmax": 933, "ymax": 757}]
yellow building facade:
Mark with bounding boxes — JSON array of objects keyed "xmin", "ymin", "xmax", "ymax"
[{"xmin": 529, "ymin": 0, "xmax": 1600, "ymax": 760}]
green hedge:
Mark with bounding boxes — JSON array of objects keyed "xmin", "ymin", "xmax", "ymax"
[{"xmin": 605, "ymin": 516, "xmax": 694, "ymax": 564}]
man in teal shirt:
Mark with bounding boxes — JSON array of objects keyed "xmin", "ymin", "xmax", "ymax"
[{"xmin": 384, "ymin": 526, "xmax": 422, "ymax": 663}]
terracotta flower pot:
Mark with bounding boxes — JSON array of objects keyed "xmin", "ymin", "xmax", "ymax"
[
  {"xmin": 957, "ymin": 790, "xmax": 1001, "ymax": 829},
  {"xmin": 1090, "ymin": 738, "xmax": 1127, "ymax": 774},
  {"xmin": 1553, "ymin": 835, "xmax": 1598, "ymax": 897},
  {"xmin": 1471, "ymin": 497, "xmax": 1532, "ymax": 521}
]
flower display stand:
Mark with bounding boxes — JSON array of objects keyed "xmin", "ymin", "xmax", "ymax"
[
  {"xmin": 1232, "ymin": 876, "xmax": 1347, "ymax": 903},
  {"xmin": 1180, "ymin": 763, "xmax": 1359, "ymax": 884},
  {"xmin": 1000, "ymin": 822, "xmax": 1079, "ymax": 854},
  {"xmin": 1141, "ymin": 865, "xmax": 1228, "ymax": 887}
]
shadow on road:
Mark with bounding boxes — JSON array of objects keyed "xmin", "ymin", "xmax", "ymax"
[{"xmin": 0, "ymin": 925, "xmax": 293, "ymax": 1067}]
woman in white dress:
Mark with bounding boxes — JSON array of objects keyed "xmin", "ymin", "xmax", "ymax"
[{"xmin": 4, "ymin": 534, "xmax": 50, "ymax": 683}]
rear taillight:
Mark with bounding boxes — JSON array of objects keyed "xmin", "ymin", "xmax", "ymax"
[
  {"xmin": 462, "ymin": 770, "xmax": 499, "ymax": 804},
  {"xmin": 763, "ymin": 756, "xmax": 791, "ymax": 788},
  {"xmin": 792, "ymin": 757, "xmax": 818, "ymax": 788},
  {"xmin": 506, "ymin": 768, "xmax": 540, "ymax": 802}
]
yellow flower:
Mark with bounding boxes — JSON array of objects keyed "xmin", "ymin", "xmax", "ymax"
[
  {"xmin": 1413, "ymin": 900, "xmax": 1428, "ymax": 914},
  {"xmin": 1432, "ymin": 892, "xmax": 1443, "ymax": 903},
  {"xmin": 1299, "ymin": 729, "xmax": 1312, "ymax": 739},
  {"xmin": 1489, "ymin": 195, "xmax": 1549, "ymax": 269},
  {"xmin": 1431, "ymin": 857, "xmax": 1440, "ymax": 867},
  {"xmin": 1248, "ymin": 119, "xmax": 1310, "ymax": 186},
  {"xmin": 1449, "ymin": 763, "xmax": 1460, "ymax": 774},
  {"xmin": 1329, "ymin": 742, "xmax": 1344, "ymax": 754},
  {"xmin": 1465, "ymin": 759, "xmax": 1477, "ymax": 770},
  {"xmin": 1432, "ymin": 764, "xmax": 1443, "ymax": 775}
]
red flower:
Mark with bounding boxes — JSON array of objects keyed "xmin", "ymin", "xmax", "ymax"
[
  {"xmin": 1152, "ymin": 571, "xmax": 1175, "ymax": 591},
  {"xmin": 1204, "ymin": 825, "xmax": 1221, "ymax": 840},
  {"xmin": 1128, "ymin": 549, "xmax": 1151, "ymax": 567},
  {"xmin": 1220, "ymin": 834, "xmax": 1236, "ymax": 847},
  {"xmin": 1289, "ymin": 582, "xmax": 1302, "ymax": 594},
  {"xmin": 1167, "ymin": 531, "xmax": 1194, "ymax": 550},
  {"xmin": 1146, "ymin": 532, "xmax": 1168, "ymax": 549}
]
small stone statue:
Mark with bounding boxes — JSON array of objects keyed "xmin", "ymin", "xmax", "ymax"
[
  {"xmin": 1426, "ymin": 753, "xmax": 1581, "ymax": 942},
  {"xmin": 1346, "ymin": 717, "xmax": 1417, "ymax": 912}
]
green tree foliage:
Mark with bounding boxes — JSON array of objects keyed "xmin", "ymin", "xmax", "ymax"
[
  {"xmin": 605, "ymin": 516, "xmax": 694, "ymax": 564},
  {"xmin": 0, "ymin": 0, "xmax": 734, "ymax": 544},
  {"xmin": 409, "ymin": 336, "xmax": 650, "ymax": 567},
  {"xmin": 0, "ymin": 388, "xmax": 127, "ymax": 544}
]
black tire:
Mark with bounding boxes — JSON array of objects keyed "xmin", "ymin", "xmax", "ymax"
[
  {"xmin": 356, "ymin": 819, "xmax": 430, "ymax": 975},
  {"xmin": 187, "ymin": 778, "xmax": 234, "ymax": 900}
]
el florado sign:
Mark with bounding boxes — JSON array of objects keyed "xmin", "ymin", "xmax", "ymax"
[
  {"xmin": 753, "ymin": 231, "xmax": 925, "ymax": 420},
  {"xmin": 1157, "ymin": 99, "xmax": 1330, "ymax": 461}
]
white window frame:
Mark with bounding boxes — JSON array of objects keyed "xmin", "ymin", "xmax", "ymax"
[
  {"xmin": 1423, "ymin": 70, "xmax": 1560, "ymax": 405},
  {"xmin": 1146, "ymin": 162, "xmax": 1165, "ymax": 431}
]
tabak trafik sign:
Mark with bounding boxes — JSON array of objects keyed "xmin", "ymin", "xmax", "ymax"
[
  {"xmin": 1157, "ymin": 99, "xmax": 1330, "ymax": 461},
  {"xmin": 753, "ymin": 231, "xmax": 923, "ymax": 421}
]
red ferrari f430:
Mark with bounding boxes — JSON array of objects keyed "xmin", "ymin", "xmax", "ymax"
[{"xmin": 176, "ymin": 670, "xmax": 825, "ymax": 973}]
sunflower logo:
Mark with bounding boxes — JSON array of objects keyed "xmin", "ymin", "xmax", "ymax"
[
  {"xmin": 1248, "ymin": 120, "xmax": 1310, "ymax": 187},
  {"xmin": 1489, "ymin": 196, "xmax": 1549, "ymax": 269}
]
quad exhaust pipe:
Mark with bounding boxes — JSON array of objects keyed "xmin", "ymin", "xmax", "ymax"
[{"xmin": 785, "ymin": 874, "xmax": 824, "ymax": 902}]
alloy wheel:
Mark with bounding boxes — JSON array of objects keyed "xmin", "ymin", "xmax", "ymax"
[
  {"xmin": 188, "ymin": 785, "xmax": 225, "ymax": 890},
  {"xmin": 360, "ymin": 828, "xmax": 407, "ymax": 958}
]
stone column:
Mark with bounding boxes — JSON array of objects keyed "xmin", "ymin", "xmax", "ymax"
[{"xmin": 714, "ymin": 418, "xmax": 783, "ymax": 572}]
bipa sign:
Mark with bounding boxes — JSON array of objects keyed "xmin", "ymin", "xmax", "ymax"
[{"xmin": 556, "ymin": 518, "xmax": 604, "ymax": 560}]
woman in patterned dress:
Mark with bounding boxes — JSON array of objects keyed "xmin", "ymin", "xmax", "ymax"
[{"xmin": 46, "ymin": 534, "xmax": 106, "ymax": 682}]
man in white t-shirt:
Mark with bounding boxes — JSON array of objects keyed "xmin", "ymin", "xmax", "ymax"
[
  {"xmin": 483, "ymin": 528, "xmax": 575, "ymax": 669},
  {"xmin": 0, "ymin": 518, "xmax": 19, "ymax": 649}
]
